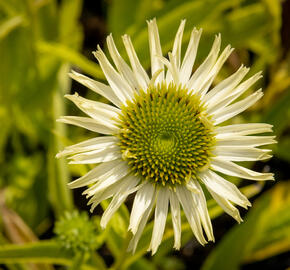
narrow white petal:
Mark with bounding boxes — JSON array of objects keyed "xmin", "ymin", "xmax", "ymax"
[
  {"xmin": 129, "ymin": 182, "xmax": 156, "ymax": 234},
  {"xmin": 215, "ymin": 123, "xmax": 273, "ymax": 137},
  {"xmin": 107, "ymin": 34, "xmax": 139, "ymax": 90},
  {"xmin": 197, "ymin": 45, "xmax": 234, "ymax": 97},
  {"xmin": 169, "ymin": 191, "xmax": 181, "ymax": 250},
  {"xmin": 208, "ymin": 189, "xmax": 242, "ymax": 223},
  {"xmin": 149, "ymin": 188, "xmax": 169, "ymax": 255},
  {"xmin": 89, "ymin": 175, "xmax": 142, "ymax": 213},
  {"xmin": 69, "ymin": 71, "xmax": 121, "ymax": 107},
  {"xmin": 199, "ymin": 170, "xmax": 251, "ymax": 208},
  {"xmin": 57, "ymin": 116, "xmax": 117, "ymax": 134},
  {"xmin": 69, "ymin": 146, "xmax": 121, "ymax": 164},
  {"xmin": 83, "ymin": 161, "xmax": 129, "ymax": 197},
  {"xmin": 206, "ymin": 71, "xmax": 262, "ymax": 113},
  {"xmin": 205, "ymin": 66, "xmax": 249, "ymax": 109},
  {"xmin": 128, "ymin": 189, "xmax": 156, "ymax": 253},
  {"xmin": 176, "ymin": 186, "xmax": 207, "ymax": 245},
  {"xmin": 180, "ymin": 28, "xmax": 202, "ymax": 83},
  {"xmin": 68, "ymin": 159, "xmax": 125, "ymax": 188},
  {"xmin": 147, "ymin": 18, "xmax": 164, "ymax": 84},
  {"xmin": 65, "ymin": 94, "xmax": 120, "ymax": 123},
  {"xmin": 214, "ymin": 146, "xmax": 272, "ymax": 161},
  {"xmin": 93, "ymin": 47, "xmax": 134, "ymax": 103},
  {"xmin": 159, "ymin": 53, "xmax": 179, "ymax": 85},
  {"xmin": 122, "ymin": 34, "xmax": 150, "ymax": 90},
  {"xmin": 172, "ymin": 20, "xmax": 186, "ymax": 69},
  {"xmin": 210, "ymin": 157, "xmax": 274, "ymax": 181},
  {"xmin": 56, "ymin": 136, "xmax": 118, "ymax": 158},
  {"xmin": 216, "ymin": 135, "xmax": 276, "ymax": 147},
  {"xmin": 187, "ymin": 34, "xmax": 221, "ymax": 93},
  {"xmin": 212, "ymin": 89, "xmax": 263, "ymax": 125},
  {"xmin": 100, "ymin": 175, "xmax": 139, "ymax": 228},
  {"xmin": 188, "ymin": 180, "xmax": 214, "ymax": 241}
]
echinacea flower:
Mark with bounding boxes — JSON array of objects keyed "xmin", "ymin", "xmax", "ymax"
[{"xmin": 57, "ymin": 19, "xmax": 275, "ymax": 254}]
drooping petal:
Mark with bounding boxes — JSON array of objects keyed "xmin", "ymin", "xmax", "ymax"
[
  {"xmin": 216, "ymin": 135, "xmax": 276, "ymax": 147},
  {"xmin": 176, "ymin": 185, "xmax": 207, "ymax": 245},
  {"xmin": 199, "ymin": 170, "xmax": 251, "ymax": 208},
  {"xmin": 169, "ymin": 190, "xmax": 181, "ymax": 250},
  {"xmin": 68, "ymin": 159, "xmax": 126, "ymax": 188},
  {"xmin": 149, "ymin": 188, "xmax": 170, "ymax": 254},
  {"xmin": 128, "ymin": 189, "xmax": 156, "ymax": 253},
  {"xmin": 129, "ymin": 182, "xmax": 156, "ymax": 234},
  {"xmin": 210, "ymin": 157, "xmax": 274, "ymax": 181},
  {"xmin": 100, "ymin": 175, "xmax": 140, "ymax": 228},
  {"xmin": 188, "ymin": 180, "xmax": 214, "ymax": 242}
]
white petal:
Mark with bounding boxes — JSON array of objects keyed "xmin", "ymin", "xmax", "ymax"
[
  {"xmin": 129, "ymin": 182, "xmax": 156, "ymax": 234},
  {"xmin": 172, "ymin": 20, "xmax": 186, "ymax": 69},
  {"xmin": 205, "ymin": 66, "xmax": 249, "ymax": 109},
  {"xmin": 93, "ymin": 47, "xmax": 134, "ymax": 103},
  {"xmin": 214, "ymin": 146, "xmax": 272, "ymax": 161},
  {"xmin": 176, "ymin": 186, "xmax": 207, "ymax": 245},
  {"xmin": 206, "ymin": 70, "xmax": 261, "ymax": 113},
  {"xmin": 69, "ymin": 71, "xmax": 121, "ymax": 107},
  {"xmin": 149, "ymin": 188, "xmax": 169, "ymax": 254},
  {"xmin": 122, "ymin": 34, "xmax": 150, "ymax": 90},
  {"xmin": 128, "ymin": 189, "xmax": 156, "ymax": 253},
  {"xmin": 68, "ymin": 159, "xmax": 125, "ymax": 188},
  {"xmin": 65, "ymin": 94, "xmax": 120, "ymax": 123},
  {"xmin": 199, "ymin": 170, "xmax": 251, "ymax": 208},
  {"xmin": 210, "ymin": 157, "xmax": 274, "ymax": 181},
  {"xmin": 57, "ymin": 116, "xmax": 117, "ymax": 134},
  {"xmin": 216, "ymin": 135, "xmax": 276, "ymax": 147},
  {"xmin": 100, "ymin": 175, "xmax": 140, "ymax": 228},
  {"xmin": 179, "ymin": 28, "xmax": 202, "ymax": 83},
  {"xmin": 215, "ymin": 123, "xmax": 273, "ymax": 138},
  {"xmin": 68, "ymin": 146, "xmax": 121, "ymax": 164},
  {"xmin": 208, "ymin": 189, "xmax": 242, "ymax": 223},
  {"xmin": 83, "ymin": 161, "xmax": 129, "ymax": 197},
  {"xmin": 188, "ymin": 180, "xmax": 214, "ymax": 241},
  {"xmin": 187, "ymin": 34, "xmax": 221, "ymax": 93},
  {"xmin": 56, "ymin": 136, "xmax": 118, "ymax": 158},
  {"xmin": 212, "ymin": 89, "xmax": 263, "ymax": 125},
  {"xmin": 169, "ymin": 190, "xmax": 181, "ymax": 250},
  {"xmin": 197, "ymin": 45, "xmax": 234, "ymax": 97},
  {"xmin": 107, "ymin": 34, "xmax": 139, "ymax": 90},
  {"xmin": 147, "ymin": 18, "xmax": 164, "ymax": 84}
]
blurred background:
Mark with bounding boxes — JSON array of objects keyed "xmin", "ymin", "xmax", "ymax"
[{"xmin": 0, "ymin": 0, "xmax": 290, "ymax": 269}]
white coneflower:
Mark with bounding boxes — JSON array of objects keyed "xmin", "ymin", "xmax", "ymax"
[{"xmin": 57, "ymin": 19, "xmax": 275, "ymax": 255}]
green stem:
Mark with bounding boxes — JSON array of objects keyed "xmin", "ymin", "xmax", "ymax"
[
  {"xmin": 70, "ymin": 252, "xmax": 85, "ymax": 270},
  {"xmin": 110, "ymin": 232, "xmax": 132, "ymax": 270}
]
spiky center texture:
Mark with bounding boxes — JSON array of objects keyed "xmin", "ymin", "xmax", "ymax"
[{"xmin": 117, "ymin": 84, "xmax": 215, "ymax": 186}]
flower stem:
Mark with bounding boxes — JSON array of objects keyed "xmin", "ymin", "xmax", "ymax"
[{"xmin": 70, "ymin": 252, "xmax": 86, "ymax": 270}]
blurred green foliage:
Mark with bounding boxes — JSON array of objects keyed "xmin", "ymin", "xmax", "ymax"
[{"xmin": 0, "ymin": 0, "xmax": 289, "ymax": 269}]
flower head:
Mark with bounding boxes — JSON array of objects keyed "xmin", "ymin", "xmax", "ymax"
[{"xmin": 57, "ymin": 19, "xmax": 275, "ymax": 254}]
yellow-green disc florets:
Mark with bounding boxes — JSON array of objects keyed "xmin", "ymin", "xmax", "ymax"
[{"xmin": 117, "ymin": 83, "xmax": 215, "ymax": 186}]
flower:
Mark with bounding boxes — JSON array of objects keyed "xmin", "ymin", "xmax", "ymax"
[{"xmin": 57, "ymin": 19, "xmax": 275, "ymax": 255}]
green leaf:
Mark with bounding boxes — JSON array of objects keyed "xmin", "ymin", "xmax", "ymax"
[
  {"xmin": 37, "ymin": 41, "xmax": 105, "ymax": 79},
  {"xmin": 201, "ymin": 182, "xmax": 290, "ymax": 270},
  {"xmin": 0, "ymin": 15, "xmax": 24, "ymax": 40},
  {"xmin": 0, "ymin": 240, "xmax": 103, "ymax": 270}
]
